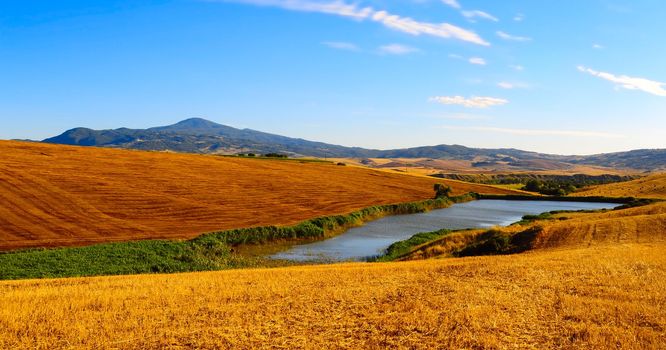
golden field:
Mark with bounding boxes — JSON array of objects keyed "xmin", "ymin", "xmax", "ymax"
[
  {"xmin": 0, "ymin": 242, "xmax": 664, "ymax": 349},
  {"xmin": 573, "ymin": 173, "xmax": 666, "ymax": 199},
  {"xmin": 403, "ymin": 174, "xmax": 666, "ymax": 261},
  {"xmin": 403, "ymin": 200, "xmax": 666, "ymax": 261},
  {"xmin": 330, "ymin": 157, "xmax": 634, "ymax": 176},
  {"xmin": 0, "ymin": 141, "xmax": 518, "ymax": 251},
  {"xmin": 0, "ymin": 147, "xmax": 664, "ymax": 349}
]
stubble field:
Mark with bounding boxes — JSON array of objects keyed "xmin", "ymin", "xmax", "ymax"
[{"xmin": 0, "ymin": 141, "xmax": 517, "ymax": 251}]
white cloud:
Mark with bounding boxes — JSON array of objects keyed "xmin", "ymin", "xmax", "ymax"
[
  {"xmin": 592, "ymin": 43, "xmax": 604, "ymax": 49},
  {"xmin": 371, "ymin": 10, "xmax": 489, "ymax": 46},
  {"xmin": 448, "ymin": 53, "xmax": 463, "ymax": 60},
  {"xmin": 218, "ymin": 0, "xmax": 489, "ymax": 46},
  {"xmin": 322, "ymin": 41, "xmax": 359, "ymax": 51},
  {"xmin": 440, "ymin": 126, "xmax": 625, "ymax": 138},
  {"xmin": 462, "ymin": 10, "xmax": 498, "ymax": 22},
  {"xmin": 513, "ymin": 13, "xmax": 524, "ymax": 22},
  {"xmin": 379, "ymin": 43, "xmax": 419, "ymax": 55},
  {"xmin": 468, "ymin": 57, "xmax": 486, "ymax": 65},
  {"xmin": 497, "ymin": 81, "xmax": 529, "ymax": 89},
  {"xmin": 228, "ymin": 0, "xmax": 372, "ymax": 18},
  {"xmin": 496, "ymin": 31, "xmax": 531, "ymax": 42},
  {"xmin": 435, "ymin": 113, "xmax": 489, "ymax": 120},
  {"xmin": 509, "ymin": 64, "xmax": 524, "ymax": 71},
  {"xmin": 577, "ymin": 66, "xmax": 666, "ymax": 97},
  {"xmin": 429, "ymin": 96, "xmax": 508, "ymax": 108},
  {"xmin": 441, "ymin": 0, "xmax": 461, "ymax": 9}
]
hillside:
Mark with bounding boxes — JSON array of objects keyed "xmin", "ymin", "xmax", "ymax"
[
  {"xmin": 42, "ymin": 118, "xmax": 666, "ymax": 171},
  {"xmin": 43, "ymin": 118, "xmax": 375, "ymax": 158},
  {"xmin": 1, "ymin": 146, "xmax": 665, "ymax": 349},
  {"xmin": 573, "ymin": 173, "xmax": 666, "ymax": 199},
  {"xmin": 398, "ymin": 175, "xmax": 666, "ymax": 262},
  {"xmin": 0, "ymin": 141, "xmax": 518, "ymax": 251},
  {"xmin": 1, "ymin": 242, "xmax": 663, "ymax": 349}
]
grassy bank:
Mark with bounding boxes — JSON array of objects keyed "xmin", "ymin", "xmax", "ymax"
[
  {"xmin": 369, "ymin": 229, "xmax": 453, "ymax": 262},
  {"xmin": 0, "ymin": 194, "xmax": 476, "ymax": 280},
  {"xmin": 372, "ymin": 196, "xmax": 661, "ymax": 262}
]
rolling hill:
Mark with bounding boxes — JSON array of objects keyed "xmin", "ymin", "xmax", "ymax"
[
  {"xmin": 42, "ymin": 118, "xmax": 666, "ymax": 171},
  {"xmin": 1, "ymin": 236, "xmax": 663, "ymax": 348},
  {"xmin": 1, "ymin": 144, "xmax": 664, "ymax": 349},
  {"xmin": 572, "ymin": 173, "xmax": 666, "ymax": 199},
  {"xmin": 0, "ymin": 140, "xmax": 519, "ymax": 251},
  {"xmin": 398, "ymin": 174, "xmax": 666, "ymax": 262}
]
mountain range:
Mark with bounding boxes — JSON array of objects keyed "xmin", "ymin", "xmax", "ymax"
[{"xmin": 42, "ymin": 118, "xmax": 666, "ymax": 171}]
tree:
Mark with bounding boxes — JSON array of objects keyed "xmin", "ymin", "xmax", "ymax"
[
  {"xmin": 434, "ymin": 183, "xmax": 452, "ymax": 198},
  {"xmin": 523, "ymin": 179, "xmax": 542, "ymax": 192}
]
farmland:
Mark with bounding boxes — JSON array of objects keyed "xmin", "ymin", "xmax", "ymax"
[
  {"xmin": 391, "ymin": 175, "xmax": 666, "ymax": 262},
  {"xmin": 0, "ymin": 142, "xmax": 664, "ymax": 348},
  {"xmin": 0, "ymin": 141, "xmax": 518, "ymax": 251},
  {"xmin": 573, "ymin": 173, "xmax": 666, "ymax": 199},
  {"xmin": 0, "ymin": 242, "xmax": 664, "ymax": 349}
]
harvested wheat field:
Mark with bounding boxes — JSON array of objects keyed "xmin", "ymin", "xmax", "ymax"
[
  {"xmin": 0, "ymin": 242, "xmax": 664, "ymax": 349},
  {"xmin": 402, "ymin": 200, "xmax": 666, "ymax": 261},
  {"xmin": 401, "ymin": 176, "xmax": 666, "ymax": 261},
  {"xmin": 0, "ymin": 141, "xmax": 520, "ymax": 251},
  {"xmin": 573, "ymin": 173, "xmax": 666, "ymax": 199}
]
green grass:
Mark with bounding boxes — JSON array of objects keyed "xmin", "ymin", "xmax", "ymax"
[
  {"xmin": 0, "ymin": 194, "xmax": 476, "ymax": 280},
  {"xmin": 369, "ymin": 229, "xmax": 452, "ymax": 262},
  {"xmin": 0, "ymin": 240, "xmax": 261, "ymax": 280},
  {"xmin": 453, "ymin": 226, "xmax": 543, "ymax": 257}
]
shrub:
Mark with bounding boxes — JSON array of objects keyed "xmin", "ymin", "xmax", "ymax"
[{"xmin": 434, "ymin": 183, "xmax": 452, "ymax": 198}]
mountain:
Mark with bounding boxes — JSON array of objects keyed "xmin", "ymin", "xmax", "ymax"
[
  {"xmin": 42, "ymin": 118, "xmax": 666, "ymax": 171},
  {"xmin": 43, "ymin": 118, "xmax": 377, "ymax": 158}
]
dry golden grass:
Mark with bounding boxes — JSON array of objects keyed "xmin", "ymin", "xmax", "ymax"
[
  {"xmin": 332, "ymin": 157, "xmax": 635, "ymax": 176},
  {"xmin": 533, "ymin": 202, "xmax": 666, "ymax": 249},
  {"xmin": 0, "ymin": 141, "xmax": 519, "ymax": 251},
  {"xmin": 574, "ymin": 173, "xmax": 666, "ymax": 199},
  {"xmin": 2, "ymin": 143, "xmax": 664, "ymax": 349},
  {"xmin": 0, "ymin": 243, "xmax": 664, "ymax": 349},
  {"xmin": 404, "ymin": 201, "xmax": 666, "ymax": 261}
]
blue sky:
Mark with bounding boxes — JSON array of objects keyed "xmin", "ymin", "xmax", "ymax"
[{"xmin": 1, "ymin": 0, "xmax": 664, "ymax": 155}]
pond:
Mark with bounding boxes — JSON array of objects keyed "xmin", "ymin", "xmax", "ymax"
[{"xmin": 270, "ymin": 199, "xmax": 620, "ymax": 262}]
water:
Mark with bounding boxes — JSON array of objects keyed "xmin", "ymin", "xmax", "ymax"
[{"xmin": 270, "ymin": 200, "xmax": 619, "ymax": 262}]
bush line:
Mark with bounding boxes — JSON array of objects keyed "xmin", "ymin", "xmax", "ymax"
[{"xmin": 0, "ymin": 194, "xmax": 476, "ymax": 280}]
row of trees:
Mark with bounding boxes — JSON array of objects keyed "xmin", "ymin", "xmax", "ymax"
[
  {"xmin": 237, "ymin": 153, "xmax": 288, "ymax": 158},
  {"xmin": 522, "ymin": 179, "xmax": 577, "ymax": 196}
]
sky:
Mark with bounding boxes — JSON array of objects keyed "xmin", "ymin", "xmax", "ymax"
[{"xmin": 1, "ymin": 0, "xmax": 665, "ymax": 155}]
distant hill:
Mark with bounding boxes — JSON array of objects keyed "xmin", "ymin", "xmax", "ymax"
[
  {"xmin": 43, "ymin": 118, "xmax": 666, "ymax": 171},
  {"xmin": 43, "ymin": 118, "xmax": 375, "ymax": 158}
]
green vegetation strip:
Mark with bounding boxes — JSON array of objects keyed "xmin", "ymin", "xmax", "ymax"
[
  {"xmin": 0, "ymin": 194, "xmax": 476, "ymax": 280},
  {"xmin": 371, "ymin": 196, "xmax": 661, "ymax": 262},
  {"xmin": 369, "ymin": 229, "xmax": 452, "ymax": 262}
]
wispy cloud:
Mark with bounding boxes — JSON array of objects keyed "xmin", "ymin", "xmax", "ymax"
[
  {"xmin": 577, "ymin": 66, "xmax": 666, "ymax": 97},
  {"xmin": 496, "ymin": 31, "xmax": 531, "ymax": 42},
  {"xmin": 379, "ymin": 43, "xmax": 419, "ymax": 55},
  {"xmin": 513, "ymin": 13, "xmax": 524, "ymax": 22},
  {"xmin": 509, "ymin": 64, "xmax": 524, "ymax": 71},
  {"xmin": 435, "ymin": 113, "xmax": 489, "ymax": 120},
  {"xmin": 441, "ymin": 0, "xmax": 461, "ymax": 9},
  {"xmin": 440, "ymin": 126, "xmax": 625, "ymax": 138},
  {"xmin": 216, "ymin": 0, "xmax": 489, "ymax": 46},
  {"xmin": 592, "ymin": 43, "xmax": 604, "ymax": 49},
  {"xmin": 462, "ymin": 10, "xmax": 498, "ymax": 22},
  {"xmin": 497, "ymin": 81, "xmax": 529, "ymax": 89},
  {"xmin": 429, "ymin": 96, "xmax": 508, "ymax": 108},
  {"xmin": 468, "ymin": 57, "xmax": 486, "ymax": 65},
  {"xmin": 322, "ymin": 41, "xmax": 359, "ymax": 51}
]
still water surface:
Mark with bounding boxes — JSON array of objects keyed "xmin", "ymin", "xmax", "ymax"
[{"xmin": 271, "ymin": 200, "xmax": 619, "ymax": 262}]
